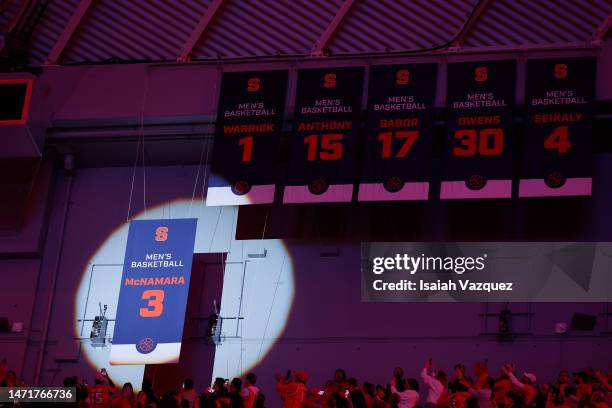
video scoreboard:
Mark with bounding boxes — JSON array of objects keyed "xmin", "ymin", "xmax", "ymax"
[{"xmin": 207, "ymin": 57, "xmax": 597, "ymax": 206}]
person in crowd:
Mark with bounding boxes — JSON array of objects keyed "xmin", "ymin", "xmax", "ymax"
[
  {"xmin": 112, "ymin": 382, "xmax": 137, "ymax": 408},
  {"xmin": 228, "ymin": 378, "xmax": 243, "ymax": 408},
  {"xmin": 393, "ymin": 368, "xmax": 404, "ymax": 383},
  {"xmin": 0, "ymin": 358, "xmax": 6, "ymax": 384},
  {"xmin": 388, "ymin": 393, "xmax": 401, "ymax": 408},
  {"xmin": 389, "ymin": 373, "xmax": 419, "ymax": 408},
  {"xmin": 137, "ymin": 389, "xmax": 157, "ymax": 408},
  {"xmin": 316, "ymin": 380, "xmax": 339, "ymax": 408},
  {"xmin": 472, "ymin": 362, "xmax": 489, "ymax": 390},
  {"xmin": 361, "ymin": 382, "xmax": 375, "ymax": 408},
  {"xmin": 241, "ymin": 373, "xmax": 261, "ymax": 408},
  {"xmin": 0, "ymin": 370, "xmax": 19, "ymax": 388},
  {"xmin": 347, "ymin": 378, "xmax": 359, "ymax": 392},
  {"xmin": 439, "ymin": 364, "xmax": 471, "ymax": 408},
  {"xmin": 492, "ymin": 367, "xmax": 512, "ymax": 408},
  {"xmin": 159, "ymin": 390, "xmax": 180, "ymax": 408},
  {"xmin": 502, "ymin": 363, "xmax": 537, "ymax": 406},
  {"xmin": 142, "ymin": 378, "xmax": 158, "ymax": 406},
  {"xmin": 573, "ymin": 371, "xmax": 593, "ymax": 401},
  {"xmin": 179, "ymin": 378, "xmax": 199, "ymax": 408},
  {"xmin": 276, "ymin": 371, "xmax": 308, "ymax": 408},
  {"xmin": 90, "ymin": 368, "xmax": 117, "ymax": 408},
  {"xmin": 199, "ymin": 383, "xmax": 219, "ymax": 408},
  {"xmin": 334, "ymin": 369, "xmax": 349, "ymax": 394},
  {"xmin": 373, "ymin": 385, "xmax": 388, "ymax": 408},
  {"xmin": 349, "ymin": 389, "xmax": 368, "ymax": 408},
  {"xmin": 462, "ymin": 375, "xmax": 494, "ymax": 408},
  {"xmin": 421, "ymin": 359, "xmax": 446, "ymax": 408}
]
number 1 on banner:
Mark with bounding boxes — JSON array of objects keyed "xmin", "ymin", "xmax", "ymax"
[
  {"xmin": 140, "ymin": 289, "xmax": 165, "ymax": 318},
  {"xmin": 238, "ymin": 136, "xmax": 254, "ymax": 162},
  {"xmin": 378, "ymin": 130, "xmax": 418, "ymax": 159}
]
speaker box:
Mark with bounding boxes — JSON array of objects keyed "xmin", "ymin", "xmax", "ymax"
[
  {"xmin": 0, "ymin": 318, "xmax": 10, "ymax": 333},
  {"xmin": 570, "ymin": 313, "xmax": 596, "ymax": 331}
]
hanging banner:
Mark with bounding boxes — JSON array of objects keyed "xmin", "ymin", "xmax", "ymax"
[
  {"xmin": 110, "ymin": 218, "xmax": 197, "ymax": 365},
  {"xmin": 519, "ymin": 57, "xmax": 596, "ymax": 197},
  {"xmin": 207, "ymin": 70, "xmax": 288, "ymax": 206},
  {"xmin": 359, "ymin": 64, "xmax": 437, "ymax": 201},
  {"xmin": 283, "ymin": 67, "xmax": 364, "ymax": 203},
  {"xmin": 442, "ymin": 60, "xmax": 516, "ymax": 199}
]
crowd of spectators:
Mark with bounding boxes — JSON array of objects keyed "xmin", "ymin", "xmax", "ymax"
[{"xmin": 0, "ymin": 357, "xmax": 610, "ymax": 408}]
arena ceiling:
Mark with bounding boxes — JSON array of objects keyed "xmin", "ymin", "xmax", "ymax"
[{"xmin": 1, "ymin": 0, "xmax": 611, "ymax": 66}]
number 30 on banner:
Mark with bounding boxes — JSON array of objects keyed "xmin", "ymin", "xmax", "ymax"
[{"xmin": 140, "ymin": 289, "xmax": 165, "ymax": 318}]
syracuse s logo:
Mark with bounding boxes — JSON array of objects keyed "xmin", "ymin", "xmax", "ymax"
[
  {"xmin": 323, "ymin": 73, "xmax": 337, "ymax": 88},
  {"xmin": 155, "ymin": 226, "xmax": 168, "ymax": 242},
  {"xmin": 475, "ymin": 66, "xmax": 488, "ymax": 82},
  {"xmin": 247, "ymin": 77, "xmax": 261, "ymax": 92}
]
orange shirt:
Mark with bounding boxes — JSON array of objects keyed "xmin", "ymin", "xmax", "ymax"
[
  {"xmin": 276, "ymin": 381, "xmax": 307, "ymax": 408},
  {"xmin": 112, "ymin": 395, "xmax": 135, "ymax": 408},
  {"xmin": 493, "ymin": 378, "xmax": 511, "ymax": 406},
  {"xmin": 89, "ymin": 384, "xmax": 112, "ymax": 408}
]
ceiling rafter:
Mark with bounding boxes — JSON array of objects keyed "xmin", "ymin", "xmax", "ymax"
[
  {"xmin": 448, "ymin": 0, "xmax": 491, "ymax": 51},
  {"xmin": 177, "ymin": 0, "xmax": 224, "ymax": 62},
  {"xmin": 45, "ymin": 0, "xmax": 92, "ymax": 65},
  {"xmin": 311, "ymin": 0, "xmax": 355, "ymax": 56},
  {"xmin": 589, "ymin": 11, "xmax": 612, "ymax": 45}
]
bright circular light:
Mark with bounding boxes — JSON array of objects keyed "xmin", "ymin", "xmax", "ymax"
[{"xmin": 75, "ymin": 198, "xmax": 294, "ymax": 389}]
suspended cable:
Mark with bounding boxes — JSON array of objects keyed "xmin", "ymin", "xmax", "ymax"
[
  {"xmin": 188, "ymin": 137, "xmax": 208, "ymax": 217},
  {"xmin": 258, "ymin": 253, "xmax": 287, "ymax": 361},
  {"xmin": 140, "ymin": 72, "xmax": 151, "ymax": 218},
  {"xmin": 126, "ymin": 132, "xmax": 141, "ymax": 222}
]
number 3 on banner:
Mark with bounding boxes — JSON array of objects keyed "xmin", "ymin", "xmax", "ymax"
[{"xmin": 140, "ymin": 289, "xmax": 165, "ymax": 317}]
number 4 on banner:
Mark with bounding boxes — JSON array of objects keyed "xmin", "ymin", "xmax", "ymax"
[{"xmin": 544, "ymin": 126, "xmax": 571, "ymax": 153}]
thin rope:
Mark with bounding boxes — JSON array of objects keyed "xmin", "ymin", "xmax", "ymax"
[
  {"xmin": 140, "ymin": 73, "xmax": 150, "ymax": 218},
  {"xmin": 199, "ymin": 140, "xmax": 211, "ymax": 217},
  {"xmin": 189, "ymin": 137, "xmax": 208, "ymax": 217},
  {"xmin": 258, "ymin": 253, "xmax": 286, "ymax": 360},
  {"xmin": 208, "ymin": 207, "xmax": 223, "ymax": 252},
  {"xmin": 126, "ymin": 133, "xmax": 142, "ymax": 222},
  {"xmin": 239, "ymin": 207, "xmax": 269, "ymax": 373}
]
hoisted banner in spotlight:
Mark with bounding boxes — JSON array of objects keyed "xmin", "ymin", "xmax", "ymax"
[
  {"xmin": 283, "ymin": 67, "xmax": 364, "ymax": 203},
  {"xmin": 359, "ymin": 64, "xmax": 437, "ymax": 202},
  {"xmin": 207, "ymin": 70, "xmax": 288, "ymax": 206},
  {"xmin": 519, "ymin": 57, "xmax": 596, "ymax": 198},
  {"xmin": 442, "ymin": 60, "xmax": 516, "ymax": 199},
  {"xmin": 110, "ymin": 218, "xmax": 197, "ymax": 365}
]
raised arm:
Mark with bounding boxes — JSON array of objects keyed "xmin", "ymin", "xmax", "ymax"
[{"xmin": 420, "ymin": 360, "xmax": 439, "ymax": 389}]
